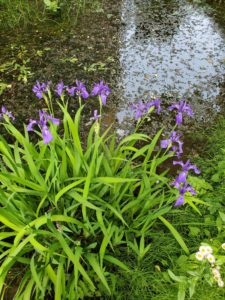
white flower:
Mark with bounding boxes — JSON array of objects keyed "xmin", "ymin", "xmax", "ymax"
[
  {"xmin": 205, "ymin": 245, "xmax": 213, "ymax": 254},
  {"xmin": 199, "ymin": 246, "xmax": 208, "ymax": 256},
  {"xmin": 212, "ymin": 268, "xmax": 221, "ymax": 277},
  {"xmin": 218, "ymin": 279, "xmax": 224, "ymax": 287},
  {"xmin": 207, "ymin": 254, "xmax": 215, "ymax": 264},
  {"xmin": 214, "ymin": 275, "xmax": 221, "ymax": 282},
  {"xmin": 196, "ymin": 251, "xmax": 204, "ymax": 261},
  {"xmin": 222, "ymin": 243, "xmax": 225, "ymax": 250}
]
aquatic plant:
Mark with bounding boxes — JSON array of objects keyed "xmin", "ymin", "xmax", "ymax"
[
  {"xmin": 0, "ymin": 106, "xmax": 15, "ymax": 121},
  {"xmin": 32, "ymin": 81, "xmax": 50, "ymax": 99},
  {"xmin": 91, "ymin": 80, "xmax": 111, "ymax": 106},
  {"xmin": 131, "ymin": 99, "xmax": 162, "ymax": 120},
  {"xmin": 27, "ymin": 110, "xmax": 60, "ymax": 144},
  {"xmin": 169, "ymin": 100, "xmax": 193, "ymax": 126},
  {"xmin": 0, "ymin": 81, "xmax": 200, "ymax": 298},
  {"xmin": 160, "ymin": 131, "xmax": 183, "ymax": 158}
]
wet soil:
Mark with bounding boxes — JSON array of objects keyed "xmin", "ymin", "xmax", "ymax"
[{"xmin": 0, "ymin": 0, "xmax": 121, "ymax": 128}]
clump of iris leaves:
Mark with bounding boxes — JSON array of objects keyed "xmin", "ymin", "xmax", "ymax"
[{"xmin": 0, "ymin": 79, "xmax": 221, "ymax": 300}]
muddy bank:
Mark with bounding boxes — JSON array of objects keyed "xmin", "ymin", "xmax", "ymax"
[{"xmin": 0, "ymin": 0, "xmax": 121, "ymax": 127}]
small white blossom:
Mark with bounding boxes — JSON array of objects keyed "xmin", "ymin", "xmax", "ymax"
[
  {"xmin": 205, "ymin": 245, "xmax": 213, "ymax": 254},
  {"xmin": 212, "ymin": 268, "xmax": 221, "ymax": 277},
  {"xmin": 199, "ymin": 246, "xmax": 208, "ymax": 256},
  {"xmin": 222, "ymin": 243, "xmax": 225, "ymax": 250},
  {"xmin": 196, "ymin": 251, "xmax": 204, "ymax": 261},
  {"xmin": 218, "ymin": 279, "xmax": 224, "ymax": 288},
  {"xmin": 207, "ymin": 254, "xmax": 215, "ymax": 264},
  {"xmin": 214, "ymin": 274, "xmax": 221, "ymax": 282}
]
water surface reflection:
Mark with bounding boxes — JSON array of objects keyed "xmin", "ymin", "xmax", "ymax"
[{"xmin": 116, "ymin": 0, "xmax": 225, "ymax": 123}]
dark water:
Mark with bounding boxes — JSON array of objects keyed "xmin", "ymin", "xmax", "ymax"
[
  {"xmin": 116, "ymin": 0, "xmax": 225, "ymax": 125},
  {"xmin": 0, "ymin": 0, "xmax": 225, "ymax": 131}
]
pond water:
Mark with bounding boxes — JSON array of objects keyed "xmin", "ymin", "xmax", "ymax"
[
  {"xmin": 0, "ymin": 0, "xmax": 225, "ymax": 132},
  {"xmin": 116, "ymin": 0, "xmax": 225, "ymax": 124}
]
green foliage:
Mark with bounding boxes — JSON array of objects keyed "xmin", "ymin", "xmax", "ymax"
[
  {"xmin": 84, "ymin": 62, "xmax": 107, "ymax": 73},
  {"xmin": 0, "ymin": 83, "xmax": 11, "ymax": 96},
  {"xmin": 162, "ymin": 117, "xmax": 225, "ymax": 300},
  {"xmin": 168, "ymin": 241, "xmax": 225, "ymax": 300},
  {"xmin": 0, "ymin": 0, "xmax": 44, "ymax": 29},
  {"xmin": 112, "ymin": 224, "xmax": 225, "ymax": 299},
  {"xmin": 0, "ymin": 0, "xmax": 103, "ymax": 29},
  {"xmin": 0, "ymin": 46, "xmax": 32, "ymax": 84},
  {"xmin": 194, "ymin": 118, "xmax": 225, "ymax": 214},
  {"xmin": 0, "ymin": 93, "xmax": 179, "ymax": 298},
  {"xmin": 44, "ymin": 0, "xmax": 60, "ymax": 12}
]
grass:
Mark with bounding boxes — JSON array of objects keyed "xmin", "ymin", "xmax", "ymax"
[
  {"xmin": 111, "ymin": 209, "xmax": 225, "ymax": 299},
  {"xmin": 0, "ymin": 0, "xmax": 103, "ymax": 30},
  {"xmin": 110, "ymin": 115, "xmax": 225, "ymax": 299}
]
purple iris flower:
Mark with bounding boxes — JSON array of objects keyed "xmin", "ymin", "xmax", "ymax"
[
  {"xmin": 160, "ymin": 131, "xmax": 183, "ymax": 157},
  {"xmin": 27, "ymin": 110, "xmax": 60, "ymax": 144},
  {"xmin": 169, "ymin": 100, "xmax": 193, "ymax": 126},
  {"xmin": 92, "ymin": 110, "xmax": 101, "ymax": 121},
  {"xmin": 172, "ymin": 160, "xmax": 200, "ymax": 188},
  {"xmin": 131, "ymin": 101, "xmax": 149, "ymax": 119},
  {"xmin": 74, "ymin": 80, "xmax": 89, "ymax": 99},
  {"xmin": 27, "ymin": 119, "xmax": 38, "ymax": 131},
  {"xmin": 173, "ymin": 160, "xmax": 200, "ymax": 174},
  {"xmin": 32, "ymin": 81, "xmax": 50, "ymax": 99},
  {"xmin": 91, "ymin": 81, "xmax": 111, "ymax": 105},
  {"xmin": 67, "ymin": 86, "xmax": 76, "ymax": 96},
  {"xmin": 0, "ymin": 106, "xmax": 15, "ymax": 120},
  {"xmin": 174, "ymin": 182, "xmax": 196, "ymax": 207},
  {"xmin": 39, "ymin": 110, "xmax": 60, "ymax": 126},
  {"xmin": 56, "ymin": 81, "xmax": 65, "ymax": 97},
  {"xmin": 147, "ymin": 98, "xmax": 161, "ymax": 114}
]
